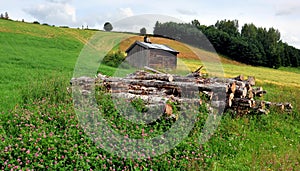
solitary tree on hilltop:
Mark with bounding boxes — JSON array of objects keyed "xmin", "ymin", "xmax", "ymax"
[
  {"xmin": 140, "ymin": 27, "xmax": 146, "ymax": 35},
  {"xmin": 104, "ymin": 22, "xmax": 113, "ymax": 31},
  {"xmin": 4, "ymin": 12, "xmax": 9, "ymax": 19}
]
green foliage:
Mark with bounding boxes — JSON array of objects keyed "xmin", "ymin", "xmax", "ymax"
[
  {"xmin": 140, "ymin": 27, "xmax": 147, "ymax": 35},
  {"xmin": 131, "ymin": 98, "xmax": 148, "ymax": 113},
  {"xmin": 154, "ymin": 20, "xmax": 300, "ymax": 69},
  {"xmin": 154, "ymin": 21, "xmax": 208, "ymax": 50},
  {"xmin": 102, "ymin": 50, "xmax": 126, "ymax": 67},
  {"xmin": 215, "ymin": 19, "xmax": 239, "ymax": 37},
  {"xmin": 103, "ymin": 22, "xmax": 113, "ymax": 31}
]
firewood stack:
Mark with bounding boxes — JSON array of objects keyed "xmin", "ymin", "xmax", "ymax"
[{"xmin": 71, "ymin": 67, "xmax": 293, "ymax": 117}]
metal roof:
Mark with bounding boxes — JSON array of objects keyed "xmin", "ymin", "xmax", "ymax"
[{"xmin": 126, "ymin": 41, "xmax": 179, "ymax": 54}]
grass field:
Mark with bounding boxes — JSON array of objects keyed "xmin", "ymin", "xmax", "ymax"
[{"xmin": 0, "ymin": 19, "xmax": 300, "ymax": 170}]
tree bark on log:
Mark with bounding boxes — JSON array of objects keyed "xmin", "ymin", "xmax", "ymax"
[{"xmin": 69, "ymin": 71, "xmax": 294, "ymax": 117}]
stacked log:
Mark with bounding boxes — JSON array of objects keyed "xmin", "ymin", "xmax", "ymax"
[{"xmin": 71, "ymin": 67, "xmax": 293, "ymax": 117}]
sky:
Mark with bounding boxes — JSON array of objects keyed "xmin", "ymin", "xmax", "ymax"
[{"xmin": 1, "ymin": 0, "xmax": 299, "ymax": 48}]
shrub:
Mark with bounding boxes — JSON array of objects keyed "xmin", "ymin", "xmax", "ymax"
[{"xmin": 102, "ymin": 50, "xmax": 126, "ymax": 67}]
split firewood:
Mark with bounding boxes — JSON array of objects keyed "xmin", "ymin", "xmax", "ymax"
[
  {"xmin": 228, "ymin": 93, "xmax": 234, "ymax": 107},
  {"xmin": 71, "ymin": 72, "xmax": 293, "ymax": 118},
  {"xmin": 128, "ymin": 72, "xmax": 174, "ymax": 82},
  {"xmin": 144, "ymin": 66, "xmax": 165, "ymax": 74},
  {"xmin": 228, "ymin": 82, "xmax": 236, "ymax": 94},
  {"xmin": 233, "ymin": 74, "xmax": 244, "ymax": 81},
  {"xmin": 254, "ymin": 90, "xmax": 267, "ymax": 97},
  {"xmin": 247, "ymin": 76, "xmax": 255, "ymax": 86},
  {"xmin": 186, "ymin": 66, "xmax": 203, "ymax": 77},
  {"xmin": 165, "ymin": 104, "xmax": 173, "ymax": 116},
  {"xmin": 235, "ymin": 87, "xmax": 248, "ymax": 98},
  {"xmin": 232, "ymin": 98, "xmax": 252, "ymax": 108},
  {"xmin": 247, "ymin": 90, "xmax": 254, "ymax": 99}
]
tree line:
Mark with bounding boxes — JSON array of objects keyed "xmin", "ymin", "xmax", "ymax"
[
  {"xmin": 154, "ymin": 20, "xmax": 300, "ymax": 68},
  {"xmin": 0, "ymin": 12, "xmax": 9, "ymax": 20}
]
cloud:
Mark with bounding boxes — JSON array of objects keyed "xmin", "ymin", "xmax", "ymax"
[
  {"xmin": 24, "ymin": 1, "xmax": 76, "ymax": 26},
  {"xmin": 119, "ymin": 7, "xmax": 134, "ymax": 17},
  {"xmin": 176, "ymin": 9, "xmax": 197, "ymax": 15},
  {"xmin": 274, "ymin": 2, "xmax": 300, "ymax": 16},
  {"xmin": 45, "ymin": 0, "xmax": 71, "ymax": 3},
  {"xmin": 275, "ymin": 8, "xmax": 296, "ymax": 16}
]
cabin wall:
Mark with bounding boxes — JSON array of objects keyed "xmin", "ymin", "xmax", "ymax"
[
  {"xmin": 126, "ymin": 45, "xmax": 177, "ymax": 69},
  {"xmin": 126, "ymin": 45, "xmax": 149, "ymax": 68},
  {"xmin": 148, "ymin": 49, "xmax": 177, "ymax": 69}
]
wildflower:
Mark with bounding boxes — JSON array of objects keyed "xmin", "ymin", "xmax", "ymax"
[{"xmin": 26, "ymin": 149, "xmax": 30, "ymax": 154}]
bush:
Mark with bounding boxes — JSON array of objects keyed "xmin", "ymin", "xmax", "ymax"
[
  {"xmin": 33, "ymin": 21, "xmax": 40, "ymax": 24},
  {"xmin": 102, "ymin": 50, "xmax": 126, "ymax": 67}
]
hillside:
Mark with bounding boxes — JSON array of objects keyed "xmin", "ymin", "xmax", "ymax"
[
  {"xmin": 0, "ymin": 19, "xmax": 299, "ymax": 112},
  {"xmin": 0, "ymin": 19, "xmax": 95, "ymax": 111},
  {"xmin": 0, "ymin": 19, "xmax": 300, "ymax": 170},
  {"xmin": 1, "ymin": 18, "xmax": 299, "ymax": 110}
]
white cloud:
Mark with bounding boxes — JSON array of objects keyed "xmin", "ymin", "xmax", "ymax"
[
  {"xmin": 119, "ymin": 8, "xmax": 134, "ymax": 17},
  {"xmin": 45, "ymin": 0, "xmax": 71, "ymax": 3},
  {"xmin": 177, "ymin": 9, "xmax": 197, "ymax": 15},
  {"xmin": 275, "ymin": 6, "xmax": 300, "ymax": 16},
  {"xmin": 24, "ymin": 1, "xmax": 76, "ymax": 26},
  {"xmin": 272, "ymin": 0, "xmax": 300, "ymax": 16}
]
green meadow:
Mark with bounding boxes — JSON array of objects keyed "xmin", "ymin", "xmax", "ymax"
[{"xmin": 0, "ymin": 19, "xmax": 300, "ymax": 170}]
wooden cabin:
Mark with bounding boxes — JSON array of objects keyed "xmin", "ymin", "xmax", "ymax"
[{"xmin": 125, "ymin": 38, "xmax": 179, "ymax": 69}]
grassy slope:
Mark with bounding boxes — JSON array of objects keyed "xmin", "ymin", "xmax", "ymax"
[
  {"xmin": 0, "ymin": 19, "xmax": 300, "ymax": 170},
  {"xmin": 0, "ymin": 19, "xmax": 97, "ymax": 111}
]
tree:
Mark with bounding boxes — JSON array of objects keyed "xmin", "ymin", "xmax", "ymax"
[
  {"xmin": 140, "ymin": 27, "xmax": 146, "ymax": 35},
  {"xmin": 153, "ymin": 19, "xmax": 300, "ymax": 69},
  {"xmin": 241, "ymin": 23, "xmax": 257, "ymax": 40},
  {"xmin": 0, "ymin": 14, "xmax": 3, "ymax": 19},
  {"xmin": 4, "ymin": 12, "xmax": 9, "ymax": 19},
  {"xmin": 215, "ymin": 19, "xmax": 239, "ymax": 37},
  {"xmin": 191, "ymin": 19, "xmax": 200, "ymax": 28},
  {"xmin": 103, "ymin": 22, "xmax": 113, "ymax": 31}
]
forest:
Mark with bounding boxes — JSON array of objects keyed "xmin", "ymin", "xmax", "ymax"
[{"xmin": 154, "ymin": 19, "xmax": 300, "ymax": 68}]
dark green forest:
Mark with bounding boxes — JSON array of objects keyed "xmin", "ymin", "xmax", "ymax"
[{"xmin": 154, "ymin": 20, "xmax": 300, "ymax": 68}]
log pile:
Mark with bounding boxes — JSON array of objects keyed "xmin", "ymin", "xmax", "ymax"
[{"xmin": 71, "ymin": 67, "xmax": 293, "ymax": 118}]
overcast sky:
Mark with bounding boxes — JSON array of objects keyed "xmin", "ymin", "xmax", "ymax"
[{"xmin": 1, "ymin": 0, "xmax": 299, "ymax": 48}]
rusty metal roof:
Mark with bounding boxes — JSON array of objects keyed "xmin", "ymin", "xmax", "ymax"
[{"xmin": 126, "ymin": 41, "xmax": 179, "ymax": 54}]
